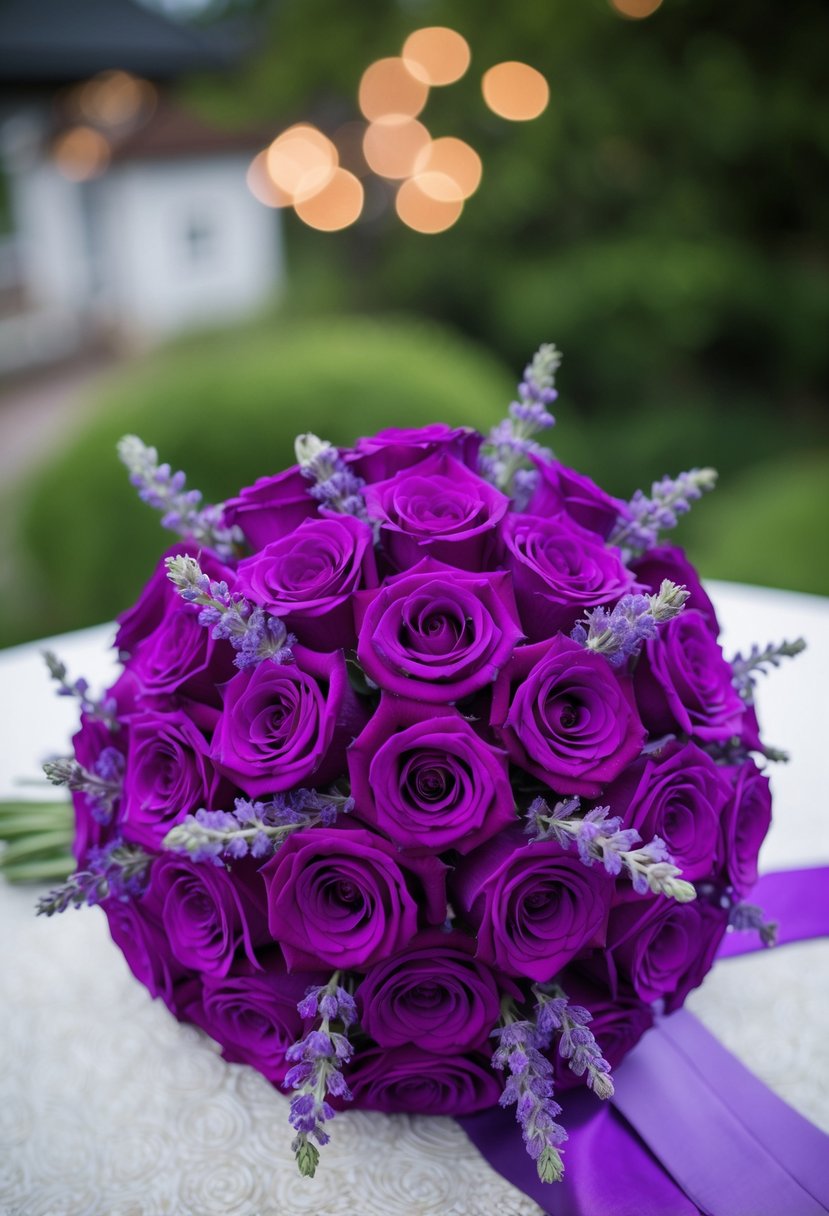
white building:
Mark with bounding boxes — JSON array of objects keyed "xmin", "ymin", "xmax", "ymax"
[{"xmin": 0, "ymin": 0, "xmax": 282, "ymax": 373}]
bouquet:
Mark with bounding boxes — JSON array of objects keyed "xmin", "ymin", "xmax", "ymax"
[{"xmin": 35, "ymin": 344, "xmax": 804, "ymax": 1187}]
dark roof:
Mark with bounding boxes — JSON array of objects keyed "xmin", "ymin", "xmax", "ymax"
[{"xmin": 0, "ymin": 0, "xmax": 237, "ymax": 85}]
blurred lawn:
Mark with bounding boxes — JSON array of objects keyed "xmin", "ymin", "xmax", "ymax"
[{"xmin": 2, "ymin": 313, "xmax": 825, "ymax": 649}]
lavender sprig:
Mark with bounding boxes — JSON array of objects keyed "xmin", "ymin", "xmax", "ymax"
[
  {"xmin": 534, "ymin": 986, "xmax": 614, "ymax": 1100},
  {"xmin": 571, "ymin": 581, "xmax": 689, "ymax": 666},
  {"xmin": 609, "ymin": 468, "xmax": 718, "ymax": 558},
  {"xmin": 163, "ymin": 789, "xmax": 354, "ymax": 863},
  {"xmin": 36, "ymin": 838, "xmax": 151, "ymax": 915},
  {"xmin": 479, "ymin": 343, "xmax": 560, "ymax": 507},
  {"xmin": 527, "ymin": 796, "xmax": 696, "ymax": 902},
  {"xmin": 492, "ymin": 998, "xmax": 567, "ymax": 1183},
  {"xmin": 728, "ymin": 900, "xmax": 778, "ymax": 947},
  {"xmin": 42, "ymin": 651, "xmax": 119, "ymax": 731},
  {"xmin": 730, "ymin": 638, "xmax": 807, "ymax": 704},
  {"xmin": 295, "ymin": 433, "xmax": 369, "ymax": 521},
  {"xmin": 42, "ymin": 753, "xmax": 124, "ymax": 823},
  {"xmin": 165, "ymin": 554, "xmax": 294, "ymax": 669},
  {"xmin": 285, "ymin": 972, "xmax": 356, "ymax": 1178},
  {"xmin": 117, "ymin": 435, "xmax": 242, "ymax": 557}
]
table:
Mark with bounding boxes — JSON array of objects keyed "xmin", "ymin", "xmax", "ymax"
[{"xmin": 1, "ymin": 582, "xmax": 827, "ymax": 1216}]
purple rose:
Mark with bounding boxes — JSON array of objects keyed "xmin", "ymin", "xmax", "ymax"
[
  {"xmin": 128, "ymin": 603, "xmax": 236, "ymax": 712},
  {"xmin": 605, "ymin": 889, "xmax": 728, "ymax": 1011},
  {"xmin": 181, "ymin": 953, "xmax": 326, "ymax": 1085},
  {"xmin": 348, "ymin": 1046, "xmax": 501, "ymax": 1115},
  {"xmin": 355, "ymin": 559, "xmax": 524, "ymax": 704},
  {"xmin": 491, "ymin": 635, "xmax": 646, "ymax": 797},
  {"xmin": 234, "ymin": 515, "xmax": 377, "ymax": 651},
  {"xmin": 363, "ymin": 451, "xmax": 509, "ymax": 571},
  {"xmin": 634, "ymin": 610, "xmax": 745, "ymax": 742},
  {"xmin": 452, "ymin": 826, "xmax": 613, "ymax": 982},
  {"xmin": 211, "ymin": 645, "xmax": 365, "ymax": 797},
  {"xmin": 348, "ymin": 698, "xmax": 516, "ymax": 853},
  {"xmin": 526, "ymin": 459, "xmax": 624, "ymax": 539},
  {"xmin": 121, "ymin": 710, "xmax": 228, "ymax": 852},
  {"xmin": 350, "ymin": 424, "xmax": 483, "ymax": 483},
  {"xmin": 223, "ymin": 466, "xmax": 318, "ymax": 550},
  {"xmin": 261, "ymin": 826, "xmax": 448, "ymax": 971},
  {"xmin": 102, "ymin": 882, "xmax": 189, "ymax": 1014},
  {"xmin": 602, "ymin": 740, "xmax": 730, "ymax": 881},
  {"xmin": 357, "ymin": 930, "xmax": 505, "ymax": 1053},
  {"xmin": 630, "ymin": 545, "xmax": 719, "ymax": 636},
  {"xmin": 116, "ymin": 543, "xmax": 235, "ymax": 658},
  {"xmin": 718, "ymin": 758, "xmax": 772, "ymax": 897},
  {"xmin": 153, "ymin": 853, "xmax": 269, "ymax": 976},
  {"xmin": 71, "ymin": 713, "xmax": 125, "ymax": 863},
  {"xmin": 551, "ymin": 971, "xmax": 653, "ymax": 1090},
  {"xmin": 502, "ymin": 512, "xmax": 636, "ymax": 640}
]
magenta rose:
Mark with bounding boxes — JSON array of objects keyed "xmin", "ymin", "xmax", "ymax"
[
  {"xmin": 502, "ymin": 512, "xmax": 635, "ymax": 640},
  {"xmin": 363, "ymin": 451, "xmax": 509, "ymax": 571},
  {"xmin": 634, "ymin": 610, "xmax": 745, "ymax": 742},
  {"xmin": 223, "ymin": 466, "xmax": 318, "ymax": 550},
  {"xmin": 357, "ymin": 931, "xmax": 504, "ymax": 1053},
  {"xmin": 550, "ymin": 972, "xmax": 654, "ymax": 1090},
  {"xmin": 350, "ymin": 424, "xmax": 482, "ymax": 483},
  {"xmin": 102, "ymin": 881, "xmax": 189, "ymax": 1014},
  {"xmin": 605, "ymin": 889, "xmax": 728, "ymax": 1011},
  {"xmin": 492, "ymin": 635, "xmax": 646, "ymax": 797},
  {"xmin": 348, "ymin": 698, "xmax": 516, "ymax": 853},
  {"xmin": 153, "ymin": 853, "xmax": 269, "ymax": 977},
  {"xmin": 234, "ymin": 515, "xmax": 377, "ymax": 651},
  {"xmin": 718, "ymin": 758, "xmax": 772, "ymax": 897},
  {"xmin": 121, "ymin": 710, "xmax": 228, "ymax": 851},
  {"xmin": 630, "ymin": 545, "xmax": 719, "ymax": 636},
  {"xmin": 355, "ymin": 559, "xmax": 524, "ymax": 704},
  {"xmin": 452, "ymin": 827, "xmax": 613, "ymax": 982},
  {"xmin": 348, "ymin": 1046, "xmax": 500, "ymax": 1115},
  {"xmin": 261, "ymin": 826, "xmax": 447, "ymax": 971},
  {"xmin": 525, "ymin": 459, "xmax": 624, "ymax": 539},
  {"xmin": 602, "ymin": 740, "xmax": 730, "ymax": 881},
  {"xmin": 211, "ymin": 645, "xmax": 364, "ymax": 797},
  {"xmin": 181, "ymin": 953, "xmax": 326, "ymax": 1084}
]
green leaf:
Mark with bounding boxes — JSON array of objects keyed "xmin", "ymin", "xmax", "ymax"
[
  {"xmin": 537, "ymin": 1146, "xmax": 564, "ymax": 1184},
  {"xmin": 0, "ymin": 854, "xmax": 75, "ymax": 883},
  {"xmin": 295, "ymin": 1137, "xmax": 319, "ymax": 1178}
]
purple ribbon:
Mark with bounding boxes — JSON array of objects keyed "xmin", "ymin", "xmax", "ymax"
[{"xmin": 458, "ymin": 867, "xmax": 829, "ymax": 1216}]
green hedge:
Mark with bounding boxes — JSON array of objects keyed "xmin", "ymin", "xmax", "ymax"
[{"xmin": 8, "ymin": 317, "xmax": 514, "ymax": 644}]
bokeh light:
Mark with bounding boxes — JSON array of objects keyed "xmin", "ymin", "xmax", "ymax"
[
  {"xmin": 363, "ymin": 117, "xmax": 431, "ymax": 180},
  {"xmin": 358, "ymin": 57, "xmax": 429, "ymax": 121},
  {"xmin": 609, "ymin": 0, "xmax": 663, "ymax": 17},
  {"xmin": 481, "ymin": 61, "xmax": 549, "ymax": 121},
  {"xmin": 396, "ymin": 175, "xmax": 463, "ymax": 233},
  {"xmin": 413, "ymin": 136, "xmax": 482, "ymax": 200},
  {"xmin": 402, "ymin": 27, "xmax": 471, "ymax": 86},
  {"xmin": 294, "ymin": 167, "xmax": 364, "ymax": 231},
  {"xmin": 52, "ymin": 126, "xmax": 110, "ymax": 181},
  {"xmin": 74, "ymin": 70, "xmax": 156, "ymax": 128},
  {"xmin": 246, "ymin": 150, "xmax": 292, "ymax": 208},
  {"xmin": 265, "ymin": 125, "xmax": 338, "ymax": 203}
]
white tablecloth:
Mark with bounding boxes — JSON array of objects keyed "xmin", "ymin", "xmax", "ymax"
[{"xmin": 1, "ymin": 582, "xmax": 828, "ymax": 1216}]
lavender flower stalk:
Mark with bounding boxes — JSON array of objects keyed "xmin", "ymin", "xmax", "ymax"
[
  {"xmin": 163, "ymin": 789, "xmax": 354, "ymax": 863},
  {"xmin": 295, "ymin": 433, "xmax": 369, "ymax": 521},
  {"xmin": 117, "ymin": 435, "xmax": 242, "ymax": 557},
  {"xmin": 479, "ymin": 343, "xmax": 560, "ymax": 507},
  {"xmin": 534, "ymin": 986, "xmax": 615, "ymax": 1100},
  {"xmin": 42, "ymin": 651, "xmax": 119, "ymax": 731},
  {"xmin": 36, "ymin": 838, "xmax": 151, "ymax": 915},
  {"xmin": 730, "ymin": 637, "xmax": 807, "ymax": 704},
  {"xmin": 492, "ymin": 998, "xmax": 567, "ymax": 1183},
  {"xmin": 609, "ymin": 468, "xmax": 718, "ymax": 558},
  {"xmin": 42, "ymin": 753, "xmax": 124, "ymax": 823},
  {"xmin": 285, "ymin": 973, "xmax": 356, "ymax": 1178},
  {"xmin": 527, "ymin": 796, "xmax": 696, "ymax": 903},
  {"xmin": 728, "ymin": 900, "xmax": 778, "ymax": 947},
  {"xmin": 166, "ymin": 554, "xmax": 294, "ymax": 669},
  {"xmin": 571, "ymin": 581, "xmax": 689, "ymax": 666}
]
